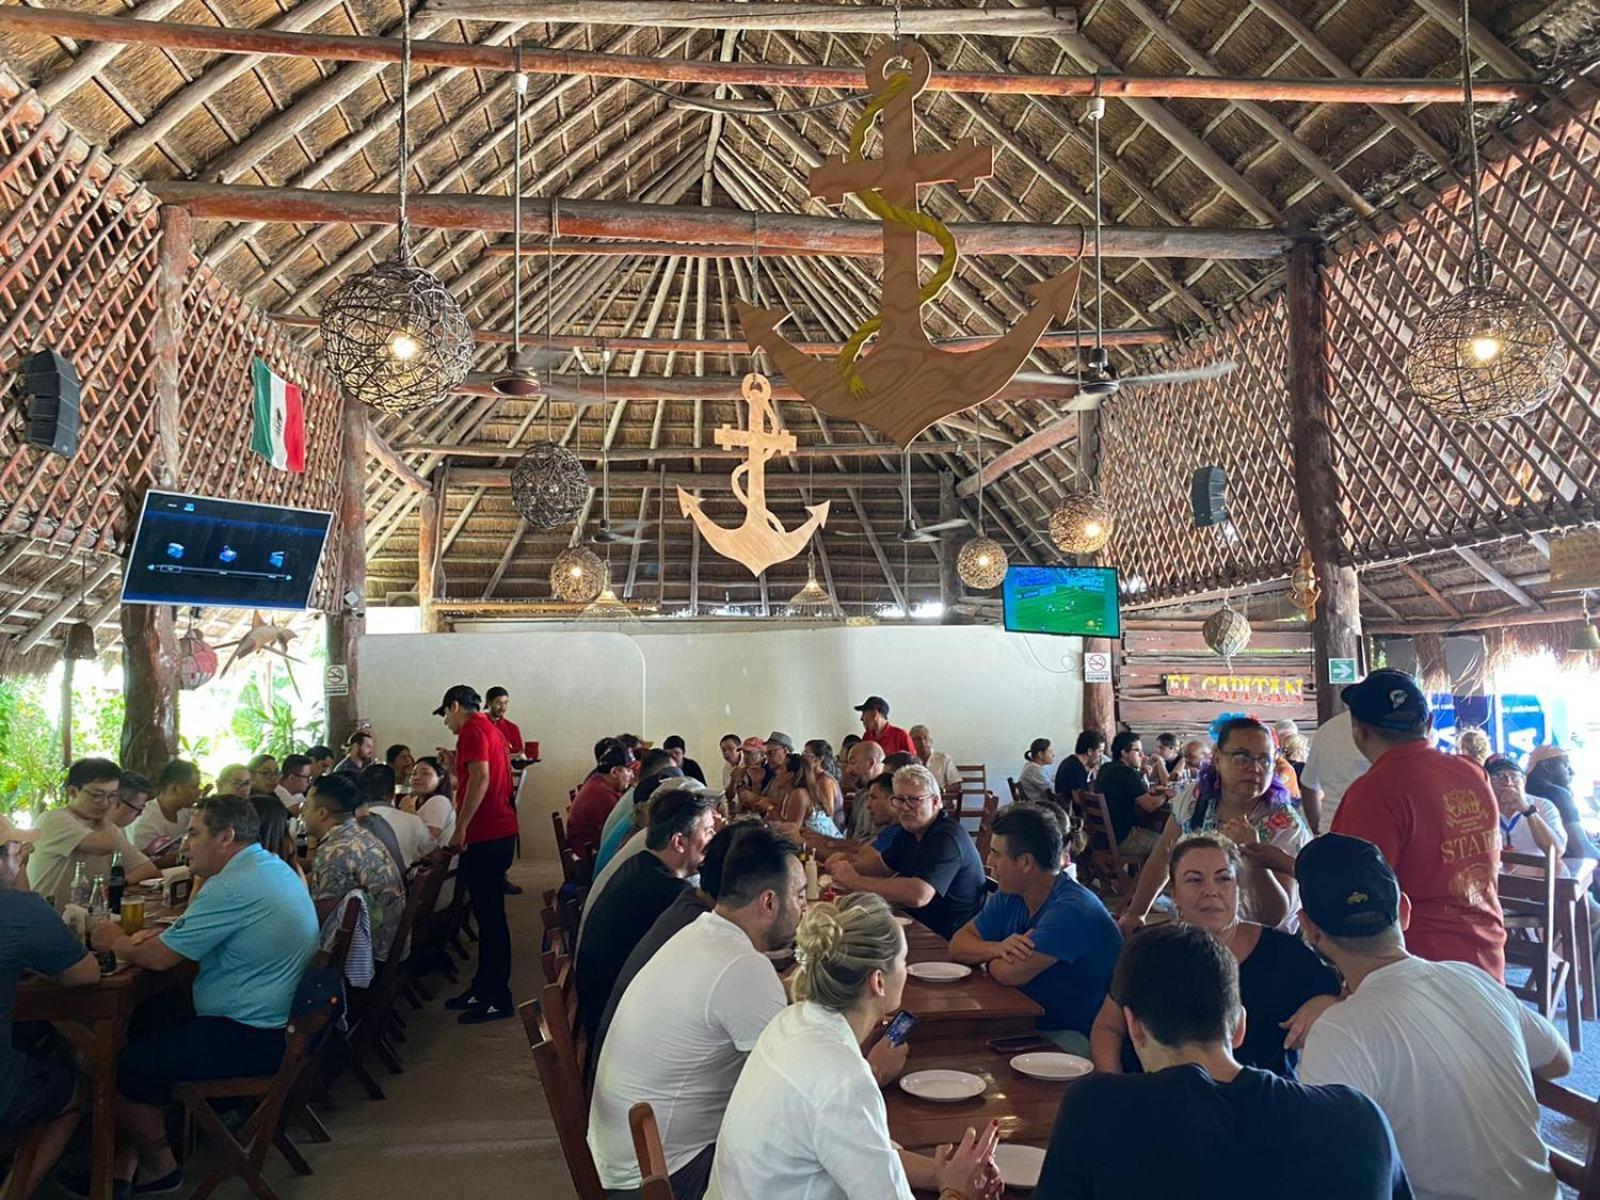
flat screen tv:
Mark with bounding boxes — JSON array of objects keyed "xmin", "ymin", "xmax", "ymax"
[
  {"xmin": 121, "ymin": 490, "xmax": 332, "ymax": 611},
  {"xmin": 1002, "ymin": 565, "xmax": 1122, "ymax": 638}
]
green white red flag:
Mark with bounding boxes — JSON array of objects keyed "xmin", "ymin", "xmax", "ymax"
[{"xmin": 250, "ymin": 358, "xmax": 306, "ymax": 472}]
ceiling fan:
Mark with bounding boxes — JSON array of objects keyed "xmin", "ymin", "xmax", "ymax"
[
  {"xmin": 895, "ymin": 447, "xmax": 967, "ymax": 544},
  {"xmin": 1011, "ymin": 97, "xmax": 1234, "ymax": 407},
  {"xmin": 589, "ymin": 353, "xmax": 652, "ymax": 546}
]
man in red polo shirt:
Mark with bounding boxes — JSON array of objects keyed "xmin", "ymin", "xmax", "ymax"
[
  {"xmin": 1331, "ymin": 670, "xmax": 1506, "ymax": 982},
  {"xmin": 484, "ymin": 686, "xmax": 525, "ymax": 757},
  {"xmin": 853, "ymin": 695, "xmax": 916, "ymax": 759},
  {"xmin": 436, "ymin": 684, "xmax": 520, "ymax": 1023}
]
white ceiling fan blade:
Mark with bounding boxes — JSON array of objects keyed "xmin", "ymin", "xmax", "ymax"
[{"xmin": 1120, "ymin": 360, "xmax": 1237, "ymax": 388}]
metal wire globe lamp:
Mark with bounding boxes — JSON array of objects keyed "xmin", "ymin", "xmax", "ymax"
[
  {"xmin": 510, "ymin": 442, "xmax": 590, "ymax": 529},
  {"xmin": 550, "ymin": 547, "xmax": 606, "ymax": 604},
  {"xmin": 957, "ymin": 536, "xmax": 1008, "ymax": 590},
  {"xmin": 1049, "ymin": 490, "xmax": 1114, "ymax": 555}
]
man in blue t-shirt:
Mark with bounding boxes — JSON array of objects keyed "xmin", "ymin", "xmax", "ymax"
[
  {"xmin": 951, "ymin": 804, "xmax": 1121, "ymax": 1052},
  {"xmin": 88, "ymin": 794, "xmax": 319, "ymax": 1195},
  {"xmin": 0, "ymin": 830, "xmax": 99, "ymax": 1198}
]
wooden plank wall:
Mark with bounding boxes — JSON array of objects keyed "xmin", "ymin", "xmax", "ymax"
[{"xmin": 1117, "ymin": 628, "xmax": 1317, "ymax": 740}]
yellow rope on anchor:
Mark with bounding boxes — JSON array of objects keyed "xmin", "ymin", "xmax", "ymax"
[{"xmin": 838, "ymin": 71, "xmax": 960, "ymax": 400}]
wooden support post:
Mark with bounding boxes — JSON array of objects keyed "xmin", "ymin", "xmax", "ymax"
[
  {"xmin": 1286, "ymin": 241, "xmax": 1361, "ymax": 722},
  {"xmin": 417, "ymin": 472, "xmax": 442, "ymax": 633},
  {"xmin": 119, "ymin": 207, "xmax": 189, "ymax": 776},
  {"xmin": 325, "ymin": 398, "xmax": 367, "ymax": 741}
]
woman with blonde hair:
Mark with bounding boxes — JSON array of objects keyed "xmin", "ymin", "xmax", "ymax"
[{"xmin": 708, "ymin": 893, "xmax": 1001, "ymax": 1200}]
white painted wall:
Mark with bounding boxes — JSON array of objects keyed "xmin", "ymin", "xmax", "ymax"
[{"xmin": 357, "ymin": 623, "xmax": 1085, "ymax": 853}]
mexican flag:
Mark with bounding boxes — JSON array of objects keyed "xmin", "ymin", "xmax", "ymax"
[{"xmin": 250, "ymin": 358, "xmax": 305, "ymax": 472}]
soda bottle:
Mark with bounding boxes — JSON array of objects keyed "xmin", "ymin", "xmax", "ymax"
[
  {"xmin": 69, "ymin": 861, "xmax": 91, "ymax": 909},
  {"xmin": 108, "ymin": 851, "xmax": 126, "ymax": 915}
]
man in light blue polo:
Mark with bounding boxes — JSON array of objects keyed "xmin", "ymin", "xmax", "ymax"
[{"xmin": 85, "ymin": 794, "xmax": 319, "ymax": 1196}]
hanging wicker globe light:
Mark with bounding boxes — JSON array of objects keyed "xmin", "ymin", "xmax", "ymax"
[
  {"xmin": 956, "ymin": 536, "xmax": 1008, "ymax": 590},
  {"xmin": 177, "ymin": 632, "xmax": 218, "ymax": 689},
  {"xmin": 1405, "ymin": 286, "xmax": 1565, "ymax": 422},
  {"xmin": 321, "ymin": 263, "xmax": 473, "ymax": 413},
  {"xmin": 550, "ymin": 547, "xmax": 606, "ymax": 604},
  {"xmin": 1401, "ymin": 1, "xmax": 1566, "ymax": 423},
  {"xmin": 317, "ymin": 3, "xmax": 472, "ymax": 413},
  {"xmin": 1203, "ymin": 603, "xmax": 1252, "ymax": 659},
  {"xmin": 1049, "ymin": 490, "xmax": 1115, "ymax": 555},
  {"xmin": 511, "ymin": 442, "xmax": 590, "ymax": 529}
]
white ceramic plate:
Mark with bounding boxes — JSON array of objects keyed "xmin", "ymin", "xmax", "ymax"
[
  {"xmin": 994, "ymin": 1143, "xmax": 1046, "ymax": 1190},
  {"xmin": 907, "ymin": 961, "xmax": 972, "ymax": 982},
  {"xmin": 1009, "ymin": 1052, "xmax": 1093, "ymax": 1081},
  {"xmin": 898, "ymin": 1069, "xmax": 986, "ymax": 1102}
]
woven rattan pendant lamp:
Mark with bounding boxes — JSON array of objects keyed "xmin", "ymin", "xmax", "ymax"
[
  {"xmin": 320, "ymin": 1, "xmax": 472, "ymax": 413},
  {"xmin": 1402, "ymin": 0, "xmax": 1565, "ymax": 422}
]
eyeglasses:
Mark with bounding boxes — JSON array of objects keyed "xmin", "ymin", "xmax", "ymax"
[{"xmin": 1224, "ymin": 751, "xmax": 1274, "ymax": 769}]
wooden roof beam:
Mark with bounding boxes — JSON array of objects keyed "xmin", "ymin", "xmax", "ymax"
[
  {"xmin": 0, "ymin": 10, "xmax": 1537, "ymax": 105},
  {"xmin": 421, "ymin": 0, "xmax": 1076, "ymax": 35},
  {"xmin": 149, "ymin": 185, "xmax": 1294, "ymax": 258}
]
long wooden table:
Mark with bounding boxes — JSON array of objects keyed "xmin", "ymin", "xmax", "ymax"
[{"xmin": 14, "ymin": 902, "xmax": 193, "ymax": 1200}]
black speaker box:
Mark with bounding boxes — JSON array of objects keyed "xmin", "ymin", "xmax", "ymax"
[
  {"xmin": 21, "ymin": 348, "xmax": 80, "ymax": 458},
  {"xmin": 1190, "ymin": 465, "xmax": 1228, "ymax": 528}
]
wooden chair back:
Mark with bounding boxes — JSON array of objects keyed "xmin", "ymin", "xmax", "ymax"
[
  {"xmin": 542, "ymin": 954, "xmax": 587, "ymax": 1085},
  {"xmin": 1537, "ymin": 1075, "xmax": 1600, "ymax": 1198},
  {"xmin": 520, "ymin": 1000, "xmax": 605, "ymax": 1200},
  {"xmin": 628, "ymin": 1103, "xmax": 674, "ymax": 1200},
  {"xmin": 1501, "ymin": 846, "xmax": 1579, "ymax": 1045}
]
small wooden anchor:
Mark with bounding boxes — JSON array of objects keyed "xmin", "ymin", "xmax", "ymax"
[
  {"xmin": 739, "ymin": 40, "xmax": 1081, "ymax": 447},
  {"xmin": 678, "ymin": 373, "xmax": 829, "ymax": 576}
]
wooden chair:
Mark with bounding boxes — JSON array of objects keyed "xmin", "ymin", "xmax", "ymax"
[
  {"xmin": 1501, "ymin": 846, "xmax": 1580, "ymax": 1048},
  {"xmin": 176, "ymin": 967, "xmax": 341, "ymax": 1200},
  {"xmin": 628, "ymin": 1103, "xmax": 674, "ymax": 1200},
  {"xmin": 542, "ymin": 954, "xmax": 588, "ymax": 1088},
  {"xmin": 1075, "ymin": 788, "xmax": 1147, "ymax": 903},
  {"xmin": 519, "ymin": 999, "xmax": 604, "ymax": 1200},
  {"xmin": 1537, "ymin": 1075, "xmax": 1600, "ymax": 1198}
]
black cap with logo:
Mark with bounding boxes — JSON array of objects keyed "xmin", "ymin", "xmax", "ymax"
[{"xmin": 1295, "ymin": 833, "xmax": 1401, "ymax": 937}]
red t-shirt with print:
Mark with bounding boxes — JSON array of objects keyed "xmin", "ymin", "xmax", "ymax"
[
  {"xmin": 454, "ymin": 712, "xmax": 518, "ymax": 845},
  {"xmin": 1332, "ymin": 739, "xmax": 1505, "ymax": 981}
]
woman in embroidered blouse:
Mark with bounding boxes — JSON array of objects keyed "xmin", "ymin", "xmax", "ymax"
[
  {"xmin": 1117, "ymin": 716, "xmax": 1309, "ymax": 936},
  {"xmin": 707, "ymin": 893, "xmax": 1001, "ymax": 1200}
]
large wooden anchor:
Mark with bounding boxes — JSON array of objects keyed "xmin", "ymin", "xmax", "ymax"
[
  {"xmin": 739, "ymin": 40, "xmax": 1081, "ymax": 447},
  {"xmin": 678, "ymin": 373, "xmax": 829, "ymax": 576}
]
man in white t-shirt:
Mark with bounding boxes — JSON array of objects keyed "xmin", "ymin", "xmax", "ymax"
[
  {"xmin": 129, "ymin": 760, "xmax": 201, "ymax": 862},
  {"xmin": 1299, "ymin": 708, "xmax": 1367, "ymax": 833},
  {"xmin": 31, "ymin": 759, "xmax": 161, "ymax": 907},
  {"xmin": 910, "ymin": 725, "xmax": 961, "ymax": 792},
  {"xmin": 588, "ymin": 825, "xmax": 805, "ymax": 1199},
  {"xmin": 1294, "ymin": 833, "xmax": 1568, "ymax": 1200}
]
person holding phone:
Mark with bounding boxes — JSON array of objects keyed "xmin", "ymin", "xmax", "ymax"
[{"xmin": 708, "ymin": 893, "xmax": 1002, "ymax": 1200}]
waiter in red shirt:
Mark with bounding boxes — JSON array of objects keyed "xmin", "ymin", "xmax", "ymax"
[
  {"xmin": 435, "ymin": 684, "xmax": 520, "ymax": 1023},
  {"xmin": 1330, "ymin": 669, "xmax": 1506, "ymax": 982},
  {"xmin": 484, "ymin": 686, "xmax": 525, "ymax": 757},
  {"xmin": 854, "ymin": 695, "xmax": 916, "ymax": 759}
]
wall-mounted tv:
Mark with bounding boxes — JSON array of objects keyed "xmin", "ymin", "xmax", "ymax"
[
  {"xmin": 121, "ymin": 490, "xmax": 332, "ymax": 611},
  {"xmin": 1002, "ymin": 565, "xmax": 1122, "ymax": 638}
]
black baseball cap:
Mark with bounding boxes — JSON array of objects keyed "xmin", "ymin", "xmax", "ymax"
[
  {"xmin": 433, "ymin": 684, "xmax": 482, "ymax": 716},
  {"xmin": 1341, "ymin": 669, "xmax": 1429, "ymax": 734},
  {"xmin": 853, "ymin": 696, "xmax": 890, "ymax": 717},
  {"xmin": 1295, "ymin": 833, "xmax": 1401, "ymax": 937}
]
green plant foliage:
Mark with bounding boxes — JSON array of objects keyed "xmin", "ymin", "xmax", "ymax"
[{"xmin": 0, "ymin": 678, "xmax": 63, "ymax": 815}]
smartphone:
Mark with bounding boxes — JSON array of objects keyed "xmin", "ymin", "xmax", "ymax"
[
  {"xmin": 986, "ymin": 1034, "xmax": 1055, "ymax": 1054},
  {"xmin": 884, "ymin": 1011, "xmax": 918, "ymax": 1048}
]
